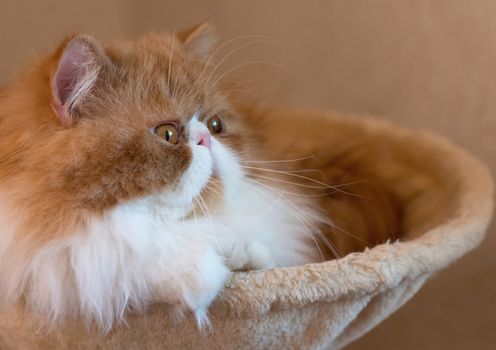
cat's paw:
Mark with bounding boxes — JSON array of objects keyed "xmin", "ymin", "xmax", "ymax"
[
  {"xmin": 178, "ymin": 249, "xmax": 230, "ymax": 328},
  {"xmin": 245, "ymin": 240, "xmax": 276, "ymax": 270}
]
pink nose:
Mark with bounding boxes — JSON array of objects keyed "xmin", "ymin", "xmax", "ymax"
[{"xmin": 197, "ymin": 130, "xmax": 211, "ymax": 150}]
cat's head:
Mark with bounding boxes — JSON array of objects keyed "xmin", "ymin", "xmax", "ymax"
[{"xmin": 0, "ymin": 24, "xmax": 253, "ymax": 231}]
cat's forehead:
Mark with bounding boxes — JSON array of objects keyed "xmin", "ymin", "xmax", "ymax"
[
  {"xmin": 108, "ymin": 34, "xmax": 199, "ymax": 78},
  {"xmin": 105, "ymin": 35, "xmax": 219, "ymax": 122}
]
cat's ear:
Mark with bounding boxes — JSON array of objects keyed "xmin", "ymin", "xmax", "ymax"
[
  {"xmin": 177, "ymin": 22, "xmax": 217, "ymax": 60},
  {"xmin": 50, "ymin": 35, "xmax": 105, "ymax": 125}
]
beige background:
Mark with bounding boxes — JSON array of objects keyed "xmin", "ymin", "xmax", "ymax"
[{"xmin": 1, "ymin": 1, "xmax": 495, "ymax": 349}]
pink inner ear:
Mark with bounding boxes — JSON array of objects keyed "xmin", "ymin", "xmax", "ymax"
[{"xmin": 51, "ymin": 39, "xmax": 98, "ymax": 124}]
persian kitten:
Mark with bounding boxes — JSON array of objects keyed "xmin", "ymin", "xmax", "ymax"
[{"xmin": 0, "ymin": 23, "xmax": 398, "ymax": 330}]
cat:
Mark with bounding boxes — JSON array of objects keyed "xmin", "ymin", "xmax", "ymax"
[
  {"xmin": 0, "ymin": 23, "xmax": 326, "ymax": 331},
  {"xmin": 0, "ymin": 23, "xmax": 400, "ymax": 332}
]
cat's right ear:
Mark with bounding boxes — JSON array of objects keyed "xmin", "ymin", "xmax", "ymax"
[{"xmin": 50, "ymin": 35, "xmax": 105, "ymax": 125}]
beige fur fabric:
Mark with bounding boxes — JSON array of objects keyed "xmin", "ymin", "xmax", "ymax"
[{"xmin": 0, "ymin": 109, "xmax": 493, "ymax": 350}]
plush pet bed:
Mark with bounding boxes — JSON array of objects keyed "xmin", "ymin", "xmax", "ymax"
[{"xmin": 0, "ymin": 108, "xmax": 493, "ymax": 350}]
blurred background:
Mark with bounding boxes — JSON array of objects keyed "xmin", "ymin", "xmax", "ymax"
[{"xmin": 1, "ymin": 1, "xmax": 495, "ymax": 349}]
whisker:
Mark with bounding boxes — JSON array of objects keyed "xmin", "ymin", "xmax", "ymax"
[
  {"xmin": 325, "ymin": 220, "xmax": 371, "ymax": 246},
  {"xmin": 191, "ymin": 198, "xmax": 198, "ymax": 222},
  {"xmin": 195, "ymin": 194, "xmax": 221, "ymax": 251},
  {"xmin": 203, "ymin": 39, "xmax": 279, "ymax": 87},
  {"xmin": 237, "ymin": 182, "xmax": 305, "ymax": 263},
  {"xmin": 248, "ymin": 179, "xmax": 339, "ymax": 198},
  {"xmin": 284, "ymin": 201, "xmax": 340, "ymax": 260},
  {"xmin": 240, "ymin": 155, "xmax": 316, "ymax": 164},
  {"xmin": 244, "ymin": 167, "xmax": 367, "ymax": 198},
  {"xmin": 210, "ymin": 61, "xmax": 284, "ymax": 87},
  {"xmin": 248, "ymin": 177, "xmax": 368, "ymax": 252},
  {"xmin": 286, "ymin": 168, "xmax": 326, "ymax": 174},
  {"xmin": 207, "ymin": 181, "xmax": 223, "ymax": 189},
  {"xmin": 205, "ymin": 184, "xmax": 222, "ymax": 197},
  {"xmin": 69, "ymin": 130, "xmax": 78, "ymax": 178},
  {"xmin": 243, "ymin": 180, "xmax": 339, "ymax": 261},
  {"xmin": 167, "ymin": 31, "xmax": 176, "ymax": 97},
  {"xmin": 246, "ymin": 173, "xmax": 336, "ymax": 190},
  {"xmin": 200, "ymin": 33, "xmax": 289, "ymax": 78}
]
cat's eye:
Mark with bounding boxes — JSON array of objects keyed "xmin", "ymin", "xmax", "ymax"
[
  {"xmin": 154, "ymin": 124, "xmax": 179, "ymax": 144},
  {"xmin": 207, "ymin": 115, "xmax": 223, "ymax": 134}
]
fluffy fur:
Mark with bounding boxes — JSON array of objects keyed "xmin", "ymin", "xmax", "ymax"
[
  {"xmin": 0, "ymin": 25, "xmax": 323, "ymax": 330},
  {"xmin": 0, "ymin": 24, "xmax": 400, "ymax": 331}
]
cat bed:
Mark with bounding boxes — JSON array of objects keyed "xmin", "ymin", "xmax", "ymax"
[{"xmin": 1, "ymin": 108, "xmax": 493, "ymax": 350}]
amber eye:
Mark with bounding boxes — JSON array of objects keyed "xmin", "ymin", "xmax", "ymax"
[
  {"xmin": 154, "ymin": 124, "xmax": 179, "ymax": 144},
  {"xmin": 207, "ymin": 115, "xmax": 223, "ymax": 134}
]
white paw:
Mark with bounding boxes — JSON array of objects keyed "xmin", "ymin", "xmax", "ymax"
[
  {"xmin": 179, "ymin": 249, "xmax": 230, "ymax": 328},
  {"xmin": 245, "ymin": 240, "xmax": 276, "ymax": 270}
]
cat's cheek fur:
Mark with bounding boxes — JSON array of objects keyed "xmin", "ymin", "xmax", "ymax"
[{"xmin": 158, "ymin": 142, "xmax": 214, "ymax": 219}]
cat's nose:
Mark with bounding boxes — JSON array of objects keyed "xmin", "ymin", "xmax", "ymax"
[
  {"xmin": 188, "ymin": 115, "xmax": 212, "ymax": 150},
  {"xmin": 197, "ymin": 130, "xmax": 211, "ymax": 150}
]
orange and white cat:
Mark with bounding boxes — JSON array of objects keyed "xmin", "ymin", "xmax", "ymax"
[
  {"xmin": 0, "ymin": 23, "xmax": 400, "ymax": 333},
  {"xmin": 0, "ymin": 24, "xmax": 323, "ymax": 330}
]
